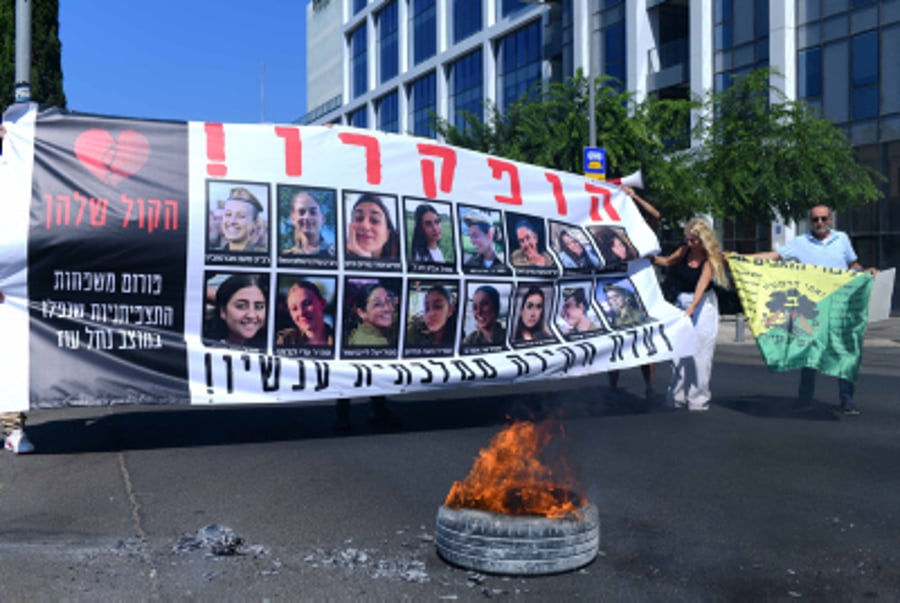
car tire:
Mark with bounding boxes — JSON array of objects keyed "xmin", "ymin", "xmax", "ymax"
[{"xmin": 435, "ymin": 503, "xmax": 600, "ymax": 575}]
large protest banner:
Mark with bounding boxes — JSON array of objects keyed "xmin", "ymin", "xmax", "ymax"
[
  {"xmin": 0, "ymin": 103, "xmax": 697, "ymax": 411},
  {"xmin": 728, "ymin": 255, "xmax": 873, "ymax": 382}
]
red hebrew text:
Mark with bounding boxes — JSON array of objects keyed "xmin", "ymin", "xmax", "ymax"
[
  {"xmin": 275, "ymin": 126, "xmax": 303, "ymax": 177},
  {"xmin": 338, "ymin": 132, "xmax": 382, "ymax": 185},
  {"xmin": 417, "ymin": 143, "xmax": 458, "ymax": 198},
  {"xmin": 487, "ymin": 158, "xmax": 523, "ymax": 206}
]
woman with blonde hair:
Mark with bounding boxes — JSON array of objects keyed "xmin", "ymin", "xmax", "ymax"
[{"xmin": 651, "ymin": 217, "xmax": 730, "ymax": 411}]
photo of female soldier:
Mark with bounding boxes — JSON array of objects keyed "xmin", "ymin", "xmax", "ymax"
[
  {"xmin": 596, "ymin": 277, "xmax": 653, "ymax": 329},
  {"xmin": 460, "ymin": 282, "xmax": 511, "ymax": 354},
  {"xmin": 273, "ymin": 276, "xmax": 336, "ymax": 359},
  {"xmin": 404, "ymin": 281, "xmax": 459, "ymax": 357}
]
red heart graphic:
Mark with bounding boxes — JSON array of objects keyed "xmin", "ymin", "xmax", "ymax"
[{"xmin": 74, "ymin": 129, "xmax": 150, "ymax": 186}]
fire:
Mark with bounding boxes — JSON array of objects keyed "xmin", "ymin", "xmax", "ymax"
[{"xmin": 444, "ymin": 420, "xmax": 588, "ymax": 519}]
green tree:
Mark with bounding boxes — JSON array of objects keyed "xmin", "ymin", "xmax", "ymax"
[
  {"xmin": 694, "ymin": 68, "xmax": 882, "ymax": 224},
  {"xmin": 433, "ymin": 68, "xmax": 881, "ymax": 229},
  {"xmin": 1, "ymin": 0, "xmax": 66, "ymax": 110},
  {"xmin": 433, "ymin": 72, "xmax": 704, "ymax": 227}
]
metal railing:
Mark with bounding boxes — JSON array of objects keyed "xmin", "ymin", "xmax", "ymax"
[{"xmin": 295, "ymin": 95, "xmax": 343, "ymax": 125}]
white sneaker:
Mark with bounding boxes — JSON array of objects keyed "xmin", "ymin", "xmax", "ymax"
[{"xmin": 4, "ymin": 429, "xmax": 35, "ymax": 454}]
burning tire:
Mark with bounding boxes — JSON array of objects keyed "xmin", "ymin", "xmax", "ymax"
[{"xmin": 435, "ymin": 502, "xmax": 600, "ymax": 576}]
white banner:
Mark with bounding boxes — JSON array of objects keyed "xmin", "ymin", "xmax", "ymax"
[{"xmin": 0, "ymin": 105, "xmax": 697, "ymax": 410}]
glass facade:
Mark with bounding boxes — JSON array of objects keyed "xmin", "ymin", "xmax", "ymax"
[
  {"xmin": 498, "ymin": 20, "xmax": 542, "ymax": 110},
  {"xmin": 378, "ymin": 1, "xmax": 399, "ymax": 84},
  {"xmin": 798, "ymin": 46, "xmax": 823, "ymax": 103},
  {"xmin": 500, "ymin": 0, "xmax": 528, "ymax": 19},
  {"xmin": 453, "ymin": 0, "xmax": 482, "ymax": 43},
  {"xmin": 450, "ymin": 50, "xmax": 484, "ymax": 130},
  {"xmin": 412, "ymin": 0, "xmax": 437, "ymax": 66},
  {"xmin": 798, "ymin": 1, "xmax": 900, "ymax": 130},
  {"xmin": 377, "ymin": 91, "xmax": 399, "ymax": 133},
  {"xmin": 410, "ymin": 72, "xmax": 437, "ymax": 137},
  {"xmin": 851, "ymin": 31, "xmax": 879, "ymax": 119},
  {"xmin": 560, "ymin": 0, "xmax": 575, "ymax": 81},
  {"xmin": 714, "ymin": 0, "xmax": 769, "ymax": 92},
  {"xmin": 350, "ymin": 26, "xmax": 368, "ymax": 100},
  {"xmin": 602, "ymin": 2, "xmax": 626, "ymax": 89},
  {"xmin": 350, "ymin": 106, "xmax": 368, "ymax": 128},
  {"xmin": 353, "ymin": 0, "xmax": 367, "ymax": 15},
  {"xmin": 797, "ymin": 0, "xmax": 900, "ymax": 303}
]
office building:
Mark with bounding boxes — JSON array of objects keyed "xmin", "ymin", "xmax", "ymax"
[{"xmin": 301, "ymin": 0, "xmax": 899, "ymax": 304}]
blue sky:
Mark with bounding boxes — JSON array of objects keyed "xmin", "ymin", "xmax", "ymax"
[{"xmin": 59, "ymin": 1, "xmax": 308, "ymax": 124}]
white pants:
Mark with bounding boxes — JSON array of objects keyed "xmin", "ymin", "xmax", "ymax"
[{"xmin": 667, "ymin": 290, "xmax": 719, "ymax": 411}]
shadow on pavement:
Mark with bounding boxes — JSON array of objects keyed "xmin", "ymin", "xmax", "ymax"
[
  {"xmin": 28, "ymin": 393, "xmax": 534, "ymax": 455},
  {"xmin": 28, "ymin": 385, "xmax": 680, "ymax": 455},
  {"xmin": 717, "ymin": 395, "xmax": 841, "ymax": 421}
]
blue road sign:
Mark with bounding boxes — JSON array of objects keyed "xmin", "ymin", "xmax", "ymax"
[{"xmin": 584, "ymin": 147, "xmax": 606, "ymax": 180}]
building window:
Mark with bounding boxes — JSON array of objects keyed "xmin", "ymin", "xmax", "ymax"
[
  {"xmin": 604, "ymin": 20, "xmax": 626, "ymax": 89},
  {"xmin": 714, "ymin": 0, "xmax": 768, "ymax": 92},
  {"xmin": 714, "ymin": 0, "xmax": 733, "ymax": 50},
  {"xmin": 353, "ymin": 0, "xmax": 367, "ymax": 15},
  {"xmin": 500, "ymin": 0, "xmax": 528, "ymax": 19},
  {"xmin": 851, "ymin": 31, "xmax": 879, "ymax": 119},
  {"xmin": 450, "ymin": 50, "xmax": 484, "ymax": 130},
  {"xmin": 799, "ymin": 47, "xmax": 823, "ymax": 100},
  {"xmin": 378, "ymin": 91, "xmax": 399, "ymax": 133},
  {"xmin": 453, "ymin": 0, "xmax": 482, "ymax": 43},
  {"xmin": 350, "ymin": 26, "xmax": 368, "ymax": 99},
  {"xmin": 798, "ymin": 3, "xmax": 887, "ymax": 126},
  {"xmin": 378, "ymin": 1, "xmax": 399, "ymax": 84},
  {"xmin": 560, "ymin": 0, "xmax": 574, "ymax": 80},
  {"xmin": 411, "ymin": 0, "xmax": 437, "ymax": 66},
  {"xmin": 350, "ymin": 106, "xmax": 368, "ymax": 129},
  {"xmin": 498, "ymin": 21, "xmax": 542, "ymax": 110},
  {"xmin": 410, "ymin": 72, "xmax": 437, "ymax": 138}
]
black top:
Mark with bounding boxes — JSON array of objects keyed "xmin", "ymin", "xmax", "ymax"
[{"xmin": 671, "ymin": 247, "xmax": 709, "ymax": 294}]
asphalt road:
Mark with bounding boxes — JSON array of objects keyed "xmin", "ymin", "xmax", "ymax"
[{"xmin": 2, "ymin": 317, "xmax": 899, "ymax": 601}]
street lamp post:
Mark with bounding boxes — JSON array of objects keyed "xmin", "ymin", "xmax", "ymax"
[{"xmin": 15, "ymin": 0, "xmax": 32, "ymax": 103}]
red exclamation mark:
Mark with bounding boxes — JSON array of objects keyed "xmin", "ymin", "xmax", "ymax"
[{"xmin": 205, "ymin": 122, "xmax": 228, "ymax": 177}]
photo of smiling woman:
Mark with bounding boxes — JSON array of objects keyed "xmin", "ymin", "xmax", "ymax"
[
  {"xmin": 342, "ymin": 277, "xmax": 402, "ymax": 359},
  {"xmin": 460, "ymin": 283, "xmax": 510, "ymax": 354},
  {"xmin": 404, "ymin": 281, "xmax": 458, "ymax": 357},
  {"xmin": 206, "ymin": 181, "xmax": 270, "ymax": 265},
  {"xmin": 203, "ymin": 273, "xmax": 269, "ymax": 351},
  {"xmin": 507, "ymin": 214, "xmax": 557, "ymax": 276},
  {"xmin": 344, "ymin": 192, "xmax": 401, "ymax": 269},
  {"xmin": 511, "ymin": 284, "xmax": 557, "ymax": 347}
]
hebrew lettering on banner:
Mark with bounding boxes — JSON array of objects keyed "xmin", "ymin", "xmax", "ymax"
[{"xmin": 0, "ymin": 104, "xmax": 698, "ymax": 411}]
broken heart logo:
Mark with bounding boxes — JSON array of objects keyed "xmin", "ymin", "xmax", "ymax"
[{"xmin": 74, "ymin": 129, "xmax": 150, "ymax": 186}]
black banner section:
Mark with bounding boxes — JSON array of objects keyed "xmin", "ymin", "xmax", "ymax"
[{"xmin": 29, "ymin": 109, "xmax": 190, "ymax": 406}]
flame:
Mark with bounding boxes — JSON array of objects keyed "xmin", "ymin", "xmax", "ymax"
[{"xmin": 444, "ymin": 420, "xmax": 587, "ymax": 519}]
